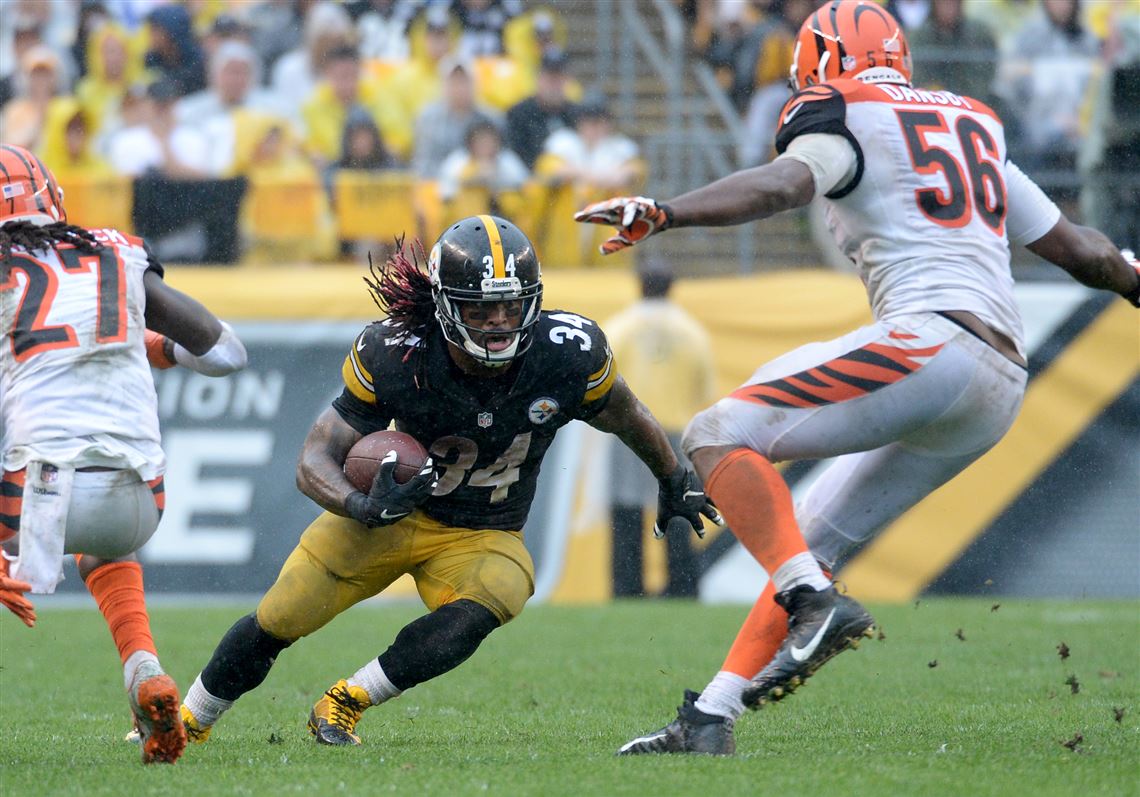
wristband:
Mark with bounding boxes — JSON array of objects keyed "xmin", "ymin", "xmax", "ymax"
[
  {"xmin": 344, "ymin": 491, "xmax": 369, "ymax": 522},
  {"xmin": 659, "ymin": 202, "xmax": 675, "ymax": 230},
  {"xmin": 144, "ymin": 331, "xmax": 176, "ymax": 369}
]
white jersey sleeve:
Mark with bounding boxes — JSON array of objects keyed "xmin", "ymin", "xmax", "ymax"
[
  {"xmin": 1004, "ymin": 161, "xmax": 1062, "ymax": 247},
  {"xmin": 776, "ymin": 133, "xmax": 859, "ymax": 197}
]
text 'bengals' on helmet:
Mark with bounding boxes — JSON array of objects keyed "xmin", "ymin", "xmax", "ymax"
[
  {"xmin": 790, "ymin": 0, "xmax": 912, "ymax": 91},
  {"xmin": 0, "ymin": 145, "xmax": 67, "ymax": 227},
  {"xmin": 427, "ymin": 215, "xmax": 543, "ymax": 368}
]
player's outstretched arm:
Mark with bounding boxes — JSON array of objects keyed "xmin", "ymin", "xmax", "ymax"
[
  {"xmin": 588, "ymin": 376, "xmax": 679, "ymax": 478},
  {"xmin": 1026, "ymin": 217, "xmax": 1140, "ymax": 306},
  {"xmin": 143, "ymin": 270, "xmax": 248, "ymax": 374},
  {"xmin": 575, "ymin": 159, "xmax": 815, "ymax": 254}
]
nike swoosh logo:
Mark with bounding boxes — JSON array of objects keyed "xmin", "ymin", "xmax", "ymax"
[
  {"xmin": 790, "ymin": 608, "xmax": 836, "ymax": 662},
  {"xmin": 783, "ymin": 103, "xmax": 803, "ymax": 125},
  {"xmin": 619, "ymin": 731, "xmax": 667, "ymax": 754},
  {"xmin": 356, "ymin": 337, "xmax": 366, "ymax": 352},
  {"xmin": 682, "ymin": 490, "xmax": 704, "ymax": 500},
  {"xmin": 380, "ymin": 509, "xmax": 408, "ymax": 520}
]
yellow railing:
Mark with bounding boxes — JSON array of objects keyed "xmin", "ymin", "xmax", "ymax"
[{"xmin": 56, "ymin": 173, "xmax": 642, "ymax": 268}]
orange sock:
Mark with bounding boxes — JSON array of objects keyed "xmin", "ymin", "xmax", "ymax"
[
  {"xmin": 705, "ymin": 448, "xmax": 809, "ymax": 574},
  {"xmin": 721, "ymin": 580, "xmax": 788, "ymax": 678},
  {"xmin": 84, "ymin": 561, "xmax": 156, "ymax": 664}
]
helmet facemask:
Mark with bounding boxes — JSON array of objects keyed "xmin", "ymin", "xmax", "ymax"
[{"xmin": 429, "ymin": 251, "xmax": 543, "ymax": 368}]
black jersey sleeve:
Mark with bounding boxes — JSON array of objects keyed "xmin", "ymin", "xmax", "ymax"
[
  {"xmin": 565, "ymin": 314, "xmax": 617, "ymax": 422},
  {"xmin": 331, "ymin": 323, "xmax": 395, "ymax": 435},
  {"xmin": 774, "ymin": 84, "xmax": 864, "ymax": 199}
]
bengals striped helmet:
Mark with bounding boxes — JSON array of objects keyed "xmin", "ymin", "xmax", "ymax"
[
  {"xmin": 0, "ymin": 144, "xmax": 67, "ymax": 226},
  {"xmin": 790, "ymin": 0, "xmax": 912, "ymax": 90}
]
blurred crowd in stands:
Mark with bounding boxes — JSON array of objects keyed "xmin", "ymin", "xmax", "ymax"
[
  {"xmin": 0, "ymin": 0, "xmax": 644, "ymax": 264},
  {"xmin": 682, "ymin": 0, "xmax": 1140, "ymax": 249},
  {"xmin": 2, "ymin": 0, "xmax": 1136, "ymax": 264}
]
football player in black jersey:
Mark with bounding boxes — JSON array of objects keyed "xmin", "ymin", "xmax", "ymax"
[{"xmin": 179, "ymin": 215, "xmax": 722, "ymax": 746}]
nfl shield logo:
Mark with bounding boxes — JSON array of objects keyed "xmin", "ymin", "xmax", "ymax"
[{"xmin": 477, "ymin": 411, "xmax": 493, "ymax": 428}]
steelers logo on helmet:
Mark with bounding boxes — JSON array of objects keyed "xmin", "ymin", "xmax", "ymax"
[{"xmin": 429, "ymin": 215, "xmax": 543, "ymax": 368}]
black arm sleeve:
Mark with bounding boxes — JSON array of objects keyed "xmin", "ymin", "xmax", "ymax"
[{"xmin": 774, "ymin": 85, "xmax": 865, "ymax": 199}]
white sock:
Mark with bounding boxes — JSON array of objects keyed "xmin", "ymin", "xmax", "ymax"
[
  {"xmin": 771, "ymin": 551, "xmax": 832, "ymax": 593},
  {"xmin": 183, "ymin": 674, "xmax": 235, "ymax": 726},
  {"xmin": 347, "ymin": 659, "xmax": 402, "ymax": 706},
  {"xmin": 694, "ymin": 671, "xmax": 749, "ymax": 721},
  {"xmin": 122, "ymin": 650, "xmax": 160, "ymax": 691}
]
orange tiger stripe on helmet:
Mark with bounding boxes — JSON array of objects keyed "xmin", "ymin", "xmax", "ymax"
[
  {"xmin": 0, "ymin": 144, "xmax": 67, "ymax": 226},
  {"xmin": 790, "ymin": 0, "xmax": 912, "ymax": 90}
]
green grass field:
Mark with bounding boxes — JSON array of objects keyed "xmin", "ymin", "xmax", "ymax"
[{"xmin": 1, "ymin": 599, "xmax": 1137, "ymax": 796}]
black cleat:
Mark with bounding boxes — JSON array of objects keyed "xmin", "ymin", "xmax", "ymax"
[
  {"xmin": 617, "ymin": 690, "xmax": 735, "ymax": 756},
  {"xmin": 742, "ymin": 585, "xmax": 875, "ymax": 709}
]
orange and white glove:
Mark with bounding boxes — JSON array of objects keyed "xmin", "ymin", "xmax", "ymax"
[
  {"xmin": 575, "ymin": 196, "xmax": 673, "ymax": 255},
  {"xmin": 144, "ymin": 330, "xmax": 177, "ymax": 369},
  {"xmin": 0, "ymin": 558, "xmax": 36, "ymax": 628}
]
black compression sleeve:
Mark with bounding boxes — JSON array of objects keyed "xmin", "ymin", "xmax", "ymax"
[
  {"xmin": 200, "ymin": 613, "xmax": 293, "ymax": 702},
  {"xmin": 377, "ymin": 599, "xmax": 500, "ymax": 691}
]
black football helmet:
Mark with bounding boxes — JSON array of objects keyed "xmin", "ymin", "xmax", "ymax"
[{"xmin": 427, "ymin": 215, "xmax": 543, "ymax": 367}]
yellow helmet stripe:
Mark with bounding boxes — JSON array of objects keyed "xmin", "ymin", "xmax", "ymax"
[{"xmin": 478, "ymin": 214, "xmax": 506, "ymax": 278}]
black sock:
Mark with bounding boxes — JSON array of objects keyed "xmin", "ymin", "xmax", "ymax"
[
  {"xmin": 664, "ymin": 528, "xmax": 699, "ymax": 597},
  {"xmin": 200, "ymin": 613, "xmax": 293, "ymax": 702},
  {"xmin": 612, "ymin": 505, "xmax": 644, "ymax": 597},
  {"xmin": 377, "ymin": 599, "xmax": 500, "ymax": 692}
]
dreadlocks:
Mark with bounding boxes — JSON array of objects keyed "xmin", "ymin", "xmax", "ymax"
[
  {"xmin": 1, "ymin": 221, "xmax": 103, "ymax": 263},
  {"xmin": 363, "ymin": 237, "xmax": 436, "ymax": 339}
]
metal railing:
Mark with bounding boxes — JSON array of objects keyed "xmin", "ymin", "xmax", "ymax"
[{"xmin": 608, "ymin": 0, "xmax": 761, "ymax": 270}]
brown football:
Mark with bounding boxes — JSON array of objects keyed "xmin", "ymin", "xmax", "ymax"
[{"xmin": 344, "ymin": 430, "xmax": 429, "ymax": 491}]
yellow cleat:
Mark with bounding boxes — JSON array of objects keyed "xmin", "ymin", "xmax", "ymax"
[
  {"xmin": 308, "ymin": 679, "xmax": 372, "ymax": 746},
  {"xmin": 181, "ymin": 704, "xmax": 213, "ymax": 743}
]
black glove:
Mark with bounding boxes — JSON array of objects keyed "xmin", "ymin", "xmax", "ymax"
[
  {"xmin": 345, "ymin": 451, "xmax": 438, "ymax": 527},
  {"xmin": 654, "ymin": 464, "xmax": 724, "ymax": 540}
]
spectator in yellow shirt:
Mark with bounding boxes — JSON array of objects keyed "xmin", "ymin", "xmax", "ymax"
[
  {"xmin": 38, "ymin": 98, "xmax": 114, "ymax": 183},
  {"xmin": 385, "ymin": 9, "xmax": 457, "ymax": 139},
  {"xmin": 301, "ymin": 44, "xmax": 408, "ymax": 166},
  {"xmin": 604, "ymin": 261, "xmax": 717, "ymax": 598},
  {"xmin": 438, "ymin": 118, "xmax": 530, "ymax": 218},
  {"xmin": 75, "ymin": 23, "xmax": 145, "ymax": 145}
]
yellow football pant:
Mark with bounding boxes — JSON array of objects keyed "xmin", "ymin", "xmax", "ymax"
[{"xmin": 256, "ymin": 509, "xmax": 535, "ymax": 641}]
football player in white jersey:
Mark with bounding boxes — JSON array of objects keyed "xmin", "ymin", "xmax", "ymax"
[
  {"xmin": 0, "ymin": 144, "xmax": 248, "ymax": 763},
  {"xmin": 577, "ymin": 0, "xmax": 1140, "ymax": 756}
]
